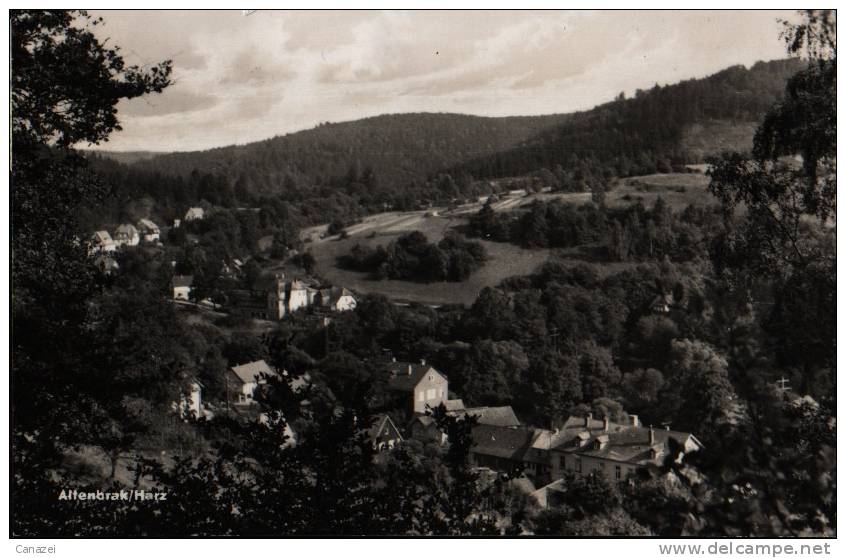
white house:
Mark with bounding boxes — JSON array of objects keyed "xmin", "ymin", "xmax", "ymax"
[
  {"xmin": 317, "ymin": 286, "xmax": 357, "ymax": 312},
  {"xmin": 173, "ymin": 380, "xmax": 203, "ymax": 418},
  {"xmin": 228, "ymin": 359, "xmax": 279, "ymax": 405},
  {"xmin": 114, "ymin": 223, "xmax": 140, "ymax": 247},
  {"xmin": 137, "ymin": 218, "xmax": 160, "ymax": 242},
  {"xmin": 267, "ymin": 277, "xmax": 316, "ymax": 319},
  {"xmin": 184, "ymin": 207, "xmax": 205, "ymax": 221},
  {"xmin": 387, "ymin": 360, "xmax": 449, "ymax": 414},
  {"xmin": 90, "ymin": 230, "xmax": 116, "ymax": 254},
  {"xmin": 171, "ymin": 275, "xmax": 193, "ymax": 300}
]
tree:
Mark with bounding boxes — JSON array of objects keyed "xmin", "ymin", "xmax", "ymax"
[
  {"xmin": 11, "ymin": 10, "xmax": 171, "ymax": 147},
  {"xmin": 518, "ymin": 350, "xmax": 582, "ymax": 425},
  {"xmin": 621, "ymin": 368, "xmax": 665, "ymax": 413},
  {"xmin": 662, "ymin": 339, "xmax": 737, "ymax": 437},
  {"xmin": 574, "ymin": 341, "xmax": 621, "ymax": 402},
  {"xmin": 708, "ymin": 10, "xmax": 834, "ymax": 284},
  {"xmin": 12, "ymin": 9, "xmax": 172, "ymax": 535}
]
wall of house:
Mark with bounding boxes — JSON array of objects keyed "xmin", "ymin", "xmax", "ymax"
[
  {"xmin": 173, "ymin": 286, "xmax": 191, "ymax": 300},
  {"xmin": 552, "ymin": 451, "xmax": 639, "ymax": 482},
  {"xmin": 412, "ymin": 372, "xmax": 448, "ymax": 414},
  {"xmin": 334, "ymin": 295, "xmax": 357, "ymax": 312},
  {"xmin": 267, "ymin": 293, "xmax": 286, "ymax": 320},
  {"xmin": 288, "ymin": 288, "xmax": 309, "ymax": 313},
  {"xmin": 236, "ymin": 381, "xmax": 257, "ymax": 404}
]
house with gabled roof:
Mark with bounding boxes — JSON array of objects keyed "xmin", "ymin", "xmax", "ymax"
[
  {"xmin": 267, "ymin": 276, "xmax": 318, "ymax": 320},
  {"xmin": 369, "ymin": 414, "xmax": 404, "ymax": 452},
  {"xmin": 650, "ymin": 293, "xmax": 676, "ymax": 314},
  {"xmin": 172, "ymin": 379, "xmax": 204, "ymax": 419},
  {"xmin": 408, "ymin": 415, "xmax": 447, "ymax": 444},
  {"xmin": 90, "ymin": 230, "xmax": 116, "ymax": 254},
  {"xmin": 228, "ymin": 359, "xmax": 279, "ymax": 406},
  {"xmin": 316, "ymin": 286, "xmax": 357, "ymax": 312},
  {"xmin": 387, "ymin": 360, "xmax": 449, "ymax": 414},
  {"xmin": 549, "ymin": 413, "xmax": 703, "ymax": 482},
  {"xmin": 469, "ymin": 424, "xmax": 537, "ymax": 474},
  {"xmin": 171, "ymin": 275, "xmax": 193, "ymax": 300},
  {"xmin": 137, "ymin": 218, "xmax": 160, "ymax": 242},
  {"xmin": 114, "ymin": 223, "xmax": 140, "ymax": 247},
  {"xmin": 185, "ymin": 207, "xmax": 205, "ymax": 221}
]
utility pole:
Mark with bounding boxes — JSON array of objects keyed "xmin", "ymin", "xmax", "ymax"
[
  {"xmin": 776, "ymin": 376, "xmax": 792, "ymax": 394},
  {"xmin": 548, "ymin": 326, "xmax": 560, "ymax": 354}
]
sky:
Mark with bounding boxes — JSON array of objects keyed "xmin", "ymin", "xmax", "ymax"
[{"xmin": 87, "ymin": 9, "xmax": 800, "ymax": 153}]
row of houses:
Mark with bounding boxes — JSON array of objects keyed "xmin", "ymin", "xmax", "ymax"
[
  {"xmin": 177, "ymin": 354, "xmax": 703, "ymax": 486},
  {"xmin": 90, "ymin": 219, "xmax": 161, "ymax": 254},
  {"xmin": 381, "ymin": 359, "xmax": 703, "ymax": 486},
  {"xmin": 169, "ymin": 274, "xmax": 357, "ymax": 319},
  {"xmin": 90, "ymin": 206, "xmax": 205, "ymax": 255},
  {"xmin": 267, "ymin": 276, "xmax": 357, "ymax": 318}
]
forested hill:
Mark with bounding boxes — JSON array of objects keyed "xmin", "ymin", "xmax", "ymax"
[
  {"xmin": 448, "ymin": 58, "xmax": 807, "ymax": 180},
  {"xmin": 86, "ymin": 58, "xmax": 806, "ymax": 228},
  {"xmin": 113, "ymin": 58, "xmax": 805, "ymax": 191},
  {"xmin": 115, "ymin": 112, "xmax": 573, "ymax": 195}
]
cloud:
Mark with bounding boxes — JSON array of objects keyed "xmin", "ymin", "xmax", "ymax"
[
  {"xmin": 117, "ymin": 85, "xmax": 220, "ymax": 117},
  {"xmin": 217, "ymin": 48, "xmax": 296, "ymax": 85},
  {"xmin": 85, "ymin": 9, "xmax": 798, "ymax": 152}
]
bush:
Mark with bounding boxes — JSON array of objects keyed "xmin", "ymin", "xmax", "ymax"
[{"xmin": 338, "ymin": 232, "xmax": 486, "ymax": 282}]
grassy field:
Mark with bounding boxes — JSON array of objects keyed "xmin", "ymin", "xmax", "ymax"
[
  {"xmin": 608, "ymin": 172, "xmax": 716, "ymax": 210},
  {"xmin": 303, "ymin": 173, "xmax": 717, "ymax": 305},
  {"xmin": 309, "ymin": 213, "xmax": 552, "ymax": 306}
]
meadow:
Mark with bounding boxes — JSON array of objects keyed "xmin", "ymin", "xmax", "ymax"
[{"xmin": 304, "ymin": 173, "xmax": 717, "ymax": 306}]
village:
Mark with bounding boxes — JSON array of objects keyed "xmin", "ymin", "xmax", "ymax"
[
  {"xmin": 11, "ymin": 8, "xmax": 835, "ymax": 541},
  {"xmin": 84, "ymin": 203, "xmax": 709, "ymax": 510}
]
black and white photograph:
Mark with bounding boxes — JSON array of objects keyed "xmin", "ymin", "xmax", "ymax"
[{"xmin": 7, "ymin": 4, "xmax": 838, "ymax": 547}]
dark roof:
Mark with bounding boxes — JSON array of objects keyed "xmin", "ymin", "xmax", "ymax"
[
  {"xmin": 451, "ymin": 406, "xmax": 521, "ymax": 427},
  {"xmin": 172, "ymin": 275, "xmax": 193, "ymax": 288},
  {"xmin": 442, "ymin": 399, "xmax": 465, "ymax": 412},
  {"xmin": 386, "ymin": 362, "xmax": 444, "ymax": 392},
  {"xmin": 552, "ymin": 421, "xmax": 702, "ymax": 465},
  {"xmin": 409, "ymin": 415, "xmax": 437, "ymax": 429},
  {"xmin": 471, "ymin": 425, "xmax": 536, "ymax": 461}
]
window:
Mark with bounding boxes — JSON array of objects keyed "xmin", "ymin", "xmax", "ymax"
[
  {"xmin": 426, "ymin": 388, "xmax": 436, "ymax": 399},
  {"xmin": 418, "ymin": 391, "xmax": 425, "ymax": 402},
  {"xmin": 615, "ymin": 465, "xmax": 622, "ymax": 480},
  {"xmin": 575, "ymin": 457, "xmax": 581, "ymax": 473}
]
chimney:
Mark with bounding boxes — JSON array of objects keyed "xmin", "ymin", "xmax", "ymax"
[
  {"xmin": 603, "ymin": 416, "xmax": 610, "ymax": 431},
  {"xmin": 629, "ymin": 414, "xmax": 639, "ymax": 428},
  {"xmin": 649, "ymin": 426, "xmax": 655, "ymax": 445},
  {"xmin": 420, "ymin": 358, "xmax": 426, "ymax": 366},
  {"xmin": 585, "ymin": 412, "xmax": 593, "ymax": 427},
  {"xmin": 665, "ymin": 425, "xmax": 670, "ymax": 431},
  {"xmin": 407, "ymin": 364, "xmax": 412, "ymax": 376},
  {"xmin": 391, "ymin": 357, "xmax": 396, "ymax": 363}
]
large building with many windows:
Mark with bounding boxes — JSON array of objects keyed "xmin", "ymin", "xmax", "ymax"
[{"xmin": 548, "ymin": 414, "xmax": 704, "ymax": 482}]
